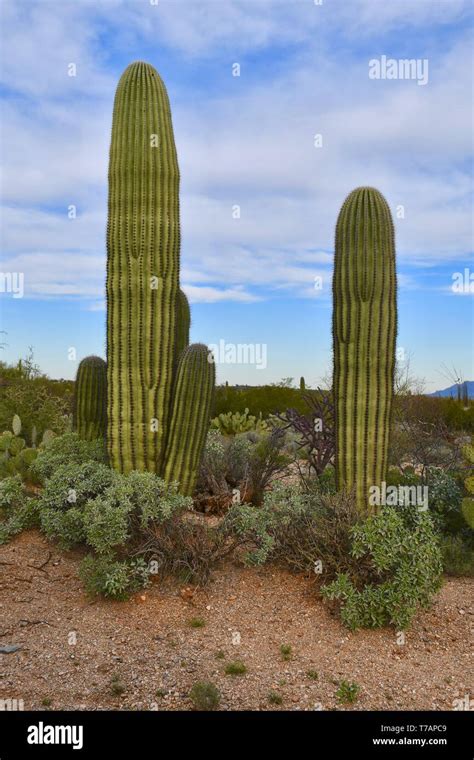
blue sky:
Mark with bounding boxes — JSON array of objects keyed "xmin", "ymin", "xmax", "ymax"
[{"xmin": 0, "ymin": 0, "xmax": 473, "ymax": 391}]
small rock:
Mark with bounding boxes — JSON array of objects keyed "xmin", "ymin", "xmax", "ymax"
[{"xmin": 0, "ymin": 645, "xmax": 22, "ymax": 654}]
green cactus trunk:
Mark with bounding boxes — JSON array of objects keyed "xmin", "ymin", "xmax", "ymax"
[
  {"xmin": 164, "ymin": 344, "xmax": 215, "ymax": 496},
  {"xmin": 106, "ymin": 62, "xmax": 214, "ymax": 493},
  {"xmin": 332, "ymin": 187, "xmax": 397, "ymax": 512},
  {"xmin": 107, "ymin": 61, "xmax": 180, "ymax": 474},
  {"xmin": 73, "ymin": 356, "xmax": 107, "ymax": 441}
]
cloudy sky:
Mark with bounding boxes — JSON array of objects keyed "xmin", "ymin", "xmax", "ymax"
[{"xmin": 0, "ymin": 0, "xmax": 473, "ymax": 390}]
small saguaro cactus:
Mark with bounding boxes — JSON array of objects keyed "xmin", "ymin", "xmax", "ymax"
[
  {"xmin": 106, "ymin": 61, "xmax": 215, "ymax": 492},
  {"xmin": 332, "ymin": 187, "xmax": 397, "ymax": 512},
  {"xmin": 73, "ymin": 356, "xmax": 107, "ymax": 441},
  {"xmin": 300, "ymin": 376, "xmax": 306, "ymax": 391}
]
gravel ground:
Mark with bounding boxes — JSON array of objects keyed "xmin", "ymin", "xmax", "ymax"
[{"xmin": 0, "ymin": 530, "xmax": 472, "ymax": 712}]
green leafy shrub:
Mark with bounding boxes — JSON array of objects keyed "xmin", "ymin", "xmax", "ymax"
[
  {"xmin": 79, "ymin": 555, "xmax": 150, "ymax": 600},
  {"xmin": 31, "ymin": 432, "xmax": 106, "ymax": 483},
  {"xmin": 189, "ymin": 681, "xmax": 220, "ymax": 711},
  {"xmin": 38, "ymin": 461, "xmax": 118, "ymax": 548},
  {"xmin": 321, "ymin": 505, "xmax": 443, "ymax": 629},
  {"xmin": 0, "ymin": 476, "xmax": 39, "ymax": 544}
]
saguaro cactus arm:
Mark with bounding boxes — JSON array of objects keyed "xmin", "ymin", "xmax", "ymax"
[{"xmin": 164, "ymin": 344, "xmax": 216, "ymax": 496}]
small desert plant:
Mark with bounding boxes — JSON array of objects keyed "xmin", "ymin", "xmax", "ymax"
[
  {"xmin": 268, "ymin": 691, "xmax": 283, "ymax": 705},
  {"xmin": 109, "ymin": 674, "xmax": 126, "ymax": 696},
  {"xmin": 336, "ymin": 680, "xmax": 360, "ymax": 704},
  {"xmin": 189, "ymin": 681, "xmax": 220, "ymax": 711},
  {"xmin": 306, "ymin": 670, "xmax": 318, "ymax": 680},
  {"xmin": 188, "ymin": 617, "xmax": 205, "ymax": 628},
  {"xmin": 280, "ymin": 644, "xmax": 292, "ymax": 661},
  {"xmin": 224, "ymin": 661, "xmax": 247, "ymax": 676}
]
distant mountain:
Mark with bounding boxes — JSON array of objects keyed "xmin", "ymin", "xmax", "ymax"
[{"xmin": 429, "ymin": 381, "xmax": 474, "ymax": 399}]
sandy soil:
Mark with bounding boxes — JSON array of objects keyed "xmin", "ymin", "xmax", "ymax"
[{"xmin": 0, "ymin": 530, "xmax": 472, "ymax": 711}]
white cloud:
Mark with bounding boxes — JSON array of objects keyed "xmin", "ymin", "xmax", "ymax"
[{"xmin": 0, "ymin": 0, "xmax": 472, "ymax": 304}]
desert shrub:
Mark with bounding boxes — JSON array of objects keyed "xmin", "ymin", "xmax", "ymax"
[
  {"xmin": 137, "ymin": 500, "xmax": 275, "ymax": 584},
  {"xmin": 245, "ymin": 429, "xmax": 289, "ymax": 505},
  {"xmin": 83, "ymin": 471, "xmax": 191, "ymax": 556},
  {"xmin": 426, "ymin": 467, "xmax": 464, "ymax": 534},
  {"xmin": 261, "ymin": 484, "xmax": 365, "ymax": 580},
  {"xmin": 0, "ymin": 381, "xmax": 72, "ymax": 445},
  {"xmin": 195, "ymin": 430, "xmax": 288, "ymax": 509},
  {"xmin": 38, "ymin": 461, "xmax": 118, "ymax": 547},
  {"xmin": 197, "ymin": 430, "xmax": 228, "ymax": 495},
  {"xmin": 321, "ymin": 505, "xmax": 443, "ymax": 629},
  {"xmin": 0, "ymin": 475, "xmax": 39, "ymax": 544},
  {"xmin": 226, "ymin": 435, "xmax": 253, "ymax": 486},
  {"xmin": 31, "ymin": 432, "xmax": 106, "ymax": 482},
  {"xmin": 441, "ymin": 535, "xmax": 474, "ymax": 576},
  {"xmin": 79, "ymin": 555, "xmax": 151, "ymax": 600},
  {"xmin": 224, "ymin": 660, "xmax": 247, "ymax": 675},
  {"xmin": 189, "ymin": 681, "xmax": 220, "ymax": 711}
]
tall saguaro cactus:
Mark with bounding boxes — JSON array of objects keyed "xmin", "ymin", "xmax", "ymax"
[
  {"xmin": 332, "ymin": 187, "xmax": 397, "ymax": 512},
  {"xmin": 106, "ymin": 61, "xmax": 214, "ymax": 492},
  {"xmin": 74, "ymin": 356, "xmax": 107, "ymax": 441}
]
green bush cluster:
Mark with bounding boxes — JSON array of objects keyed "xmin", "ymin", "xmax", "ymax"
[
  {"xmin": 30, "ymin": 432, "xmax": 106, "ymax": 483},
  {"xmin": 0, "ymin": 476, "xmax": 38, "ymax": 544},
  {"xmin": 321, "ymin": 505, "xmax": 443, "ymax": 629}
]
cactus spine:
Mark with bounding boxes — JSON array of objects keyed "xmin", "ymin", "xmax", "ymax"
[
  {"xmin": 106, "ymin": 62, "xmax": 214, "ymax": 491},
  {"xmin": 74, "ymin": 356, "xmax": 107, "ymax": 441},
  {"xmin": 332, "ymin": 187, "xmax": 397, "ymax": 512}
]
